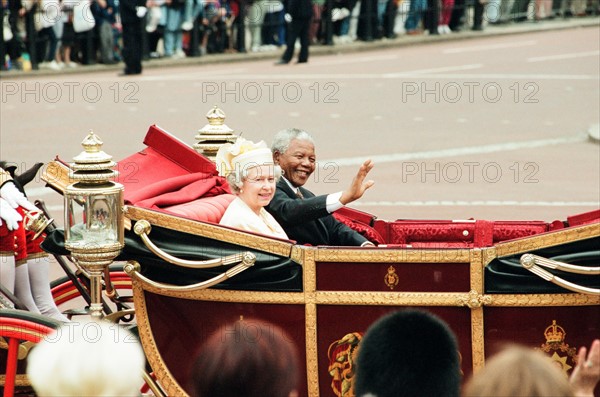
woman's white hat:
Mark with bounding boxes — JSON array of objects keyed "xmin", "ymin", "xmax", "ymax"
[{"xmin": 215, "ymin": 138, "xmax": 274, "ymax": 177}]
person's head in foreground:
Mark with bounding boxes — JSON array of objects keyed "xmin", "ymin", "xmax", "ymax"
[
  {"xmin": 463, "ymin": 344, "xmax": 574, "ymax": 397},
  {"xmin": 217, "ymin": 138, "xmax": 282, "ymax": 214},
  {"xmin": 354, "ymin": 309, "xmax": 461, "ymax": 397},
  {"xmin": 27, "ymin": 320, "xmax": 145, "ymax": 397},
  {"xmin": 189, "ymin": 318, "xmax": 300, "ymax": 397},
  {"xmin": 271, "ymin": 128, "xmax": 316, "ymax": 188}
]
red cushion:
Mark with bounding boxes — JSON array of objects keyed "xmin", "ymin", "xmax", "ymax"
[
  {"xmin": 117, "ymin": 125, "xmax": 219, "ymax": 200},
  {"xmin": 163, "ymin": 194, "xmax": 236, "ymax": 224},
  {"xmin": 332, "ymin": 212, "xmax": 386, "ymax": 245},
  {"xmin": 567, "ymin": 209, "xmax": 600, "ymax": 227}
]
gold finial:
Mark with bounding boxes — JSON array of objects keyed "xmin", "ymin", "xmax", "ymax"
[
  {"xmin": 70, "ymin": 131, "xmax": 119, "ymax": 184},
  {"xmin": 206, "ymin": 106, "xmax": 226, "ymax": 125},
  {"xmin": 193, "ymin": 106, "xmax": 238, "ymax": 161}
]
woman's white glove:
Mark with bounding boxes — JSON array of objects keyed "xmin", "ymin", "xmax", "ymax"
[
  {"xmin": 0, "ymin": 182, "xmax": 37, "ymax": 212},
  {"xmin": 0, "ymin": 197, "xmax": 23, "ymax": 230}
]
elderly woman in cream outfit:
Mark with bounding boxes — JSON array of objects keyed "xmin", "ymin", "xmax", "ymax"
[{"xmin": 216, "ymin": 138, "xmax": 289, "ymax": 240}]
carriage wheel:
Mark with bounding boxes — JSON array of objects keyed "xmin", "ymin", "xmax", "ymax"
[{"xmin": 0, "ymin": 309, "xmax": 62, "ymax": 397}]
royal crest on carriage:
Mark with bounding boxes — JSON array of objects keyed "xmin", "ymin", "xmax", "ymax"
[
  {"xmin": 538, "ymin": 320, "xmax": 578, "ymax": 373},
  {"xmin": 328, "ymin": 332, "xmax": 363, "ymax": 397},
  {"xmin": 384, "ymin": 266, "xmax": 399, "ymax": 290}
]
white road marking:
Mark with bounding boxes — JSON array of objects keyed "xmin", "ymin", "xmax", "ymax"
[
  {"xmin": 443, "ymin": 40, "xmax": 538, "ymax": 54},
  {"xmin": 382, "ymin": 64, "xmax": 483, "ymax": 77},
  {"xmin": 398, "ymin": 73, "xmax": 598, "ymax": 80},
  {"xmin": 354, "ymin": 200, "xmax": 599, "ymax": 207},
  {"xmin": 324, "ymin": 133, "xmax": 588, "ymax": 166},
  {"xmin": 527, "ymin": 50, "xmax": 600, "ymax": 63},
  {"xmin": 156, "ymin": 72, "xmax": 598, "ymax": 81},
  {"xmin": 311, "ymin": 54, "xmax": 400, "ymax": 66}
]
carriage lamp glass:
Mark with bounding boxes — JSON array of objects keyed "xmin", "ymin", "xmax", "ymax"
[
  {"xmin": 64, "ymin": 131, "xmax": 124, "ymax": 318},
  {"xmin": 65, "ymin": 187, "xmax": 123, "ymax": 250}
]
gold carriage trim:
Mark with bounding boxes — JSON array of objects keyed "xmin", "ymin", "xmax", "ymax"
[
  {"xmin": 0, "ymin": 374, "xmax": 31, "ymax": 388},
  {"xmin": 124, "ymin": 206, "xmax": 293, "ymax": 258},
  {"xmin": 132, "ymin": 282, "xmax": 184, "ymax": 397},
  {"xmin": 494, "ymin": 223, "xmax": 600, "ymax": 258},
  {"xmin": 488, "ymin": 293, "xmax": 600, "ymax": 307},
  {"xmin": 315, "ymin": 248, "xmax": 472, "ymax": 264}
]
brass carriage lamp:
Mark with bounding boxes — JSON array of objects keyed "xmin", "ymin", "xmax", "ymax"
[{"xmin": 64, "ymin": 131, "xmax": 124, "ymax": 319}]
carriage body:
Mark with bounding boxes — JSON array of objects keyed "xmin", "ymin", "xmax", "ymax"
[
  {"xmin": 21, "ymin": 124, "xmax": 598, "ymax": 397},
  {"xmin": 88, "ymin": 124, "xmax": 598, "ymax": 397},
  {"xmin": 122, "ymin": 204, "xmax": 599, "ymax": 397}
]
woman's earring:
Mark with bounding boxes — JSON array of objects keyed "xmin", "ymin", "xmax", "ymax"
[{"xmin": 281, "ymin": 169, "xmax": 285, "ymax": 175}]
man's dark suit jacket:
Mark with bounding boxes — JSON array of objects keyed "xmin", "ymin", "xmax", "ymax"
[{"xmin": 266, "ymin": 179, "xmax": 368, "ymax": 246}]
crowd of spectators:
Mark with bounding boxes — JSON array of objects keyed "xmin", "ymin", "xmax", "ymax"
[{"xmin": 1, "ymin": 0, "xmax": 597, "ymax": 71}]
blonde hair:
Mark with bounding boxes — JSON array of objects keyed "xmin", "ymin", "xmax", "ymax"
[
  {"xmin": 463, "ymin": 345, "xmax": 574, "ymax": 397},
  {"xmin": 27, "ymin": 321, "xmax": 145, "ymax": 397}
]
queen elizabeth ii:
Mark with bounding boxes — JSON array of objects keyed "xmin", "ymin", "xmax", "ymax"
[{"xmin": 216, "ymin": 138, "xmax": 289, "ymax": 240}]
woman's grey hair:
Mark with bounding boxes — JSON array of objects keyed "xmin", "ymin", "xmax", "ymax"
[
  {"xmin": 226, "ymin": 165, "xmax": 282, "ymax": 194},
  {"xmin": 271, "ymin": 128, "xmax": 315, "ymax": 154}
]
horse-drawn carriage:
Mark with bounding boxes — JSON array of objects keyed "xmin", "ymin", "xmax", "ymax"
[{"xmin": 1, "ymin": 109, "xmax": 599, "ymax": 397}]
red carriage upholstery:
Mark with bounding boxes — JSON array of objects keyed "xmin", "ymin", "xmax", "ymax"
[
  {"xmin": 568, "ymin": 209, "xmax": 600, "ymax": 226},
  {"xmin": 377, "ymin": 219, "xmax": 550, "ymax": 248},
  {"xmin": 333, "ymin": 207, "xmax": 386, "ymax": 245},
  {"xmin": 163, "ymin": 194, "xmax": 236, "ymax": 224},
  {"xmin": 116, "ymin": 125, "xmax": 233, "ymax": 223}
]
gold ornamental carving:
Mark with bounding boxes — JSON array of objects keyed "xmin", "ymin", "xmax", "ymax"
[
  {"xmin": 303, "ymin": 249, "xmax": 317, "ymax": 293},
  {"xmin": 470, "ymin": 307, "xmax": 486, "ymax": 372},
  {"xmin": 305, "ymin": 302, "xmax": 320, "ymax": 397},
  {"xmin": 315, "ymin": 248, "xmax": 471, "ymax": 264},
  {"xmin": 488, "ymin": 293, "xmax": 600, "ymax": 307},
  {"xmin": 481, "ymin": 247, "xmax": 497, "ymax": 267},
  {"xmin": 469, "ymin": 249, "xmax": 485, "ymax": 294},
  {"xmin": 315, "ymin": 291, "xmax": 474, "ymax": 307},
  {"xmin": 457, "ymin": 290, "xmax": 492, "ymax": 309}
]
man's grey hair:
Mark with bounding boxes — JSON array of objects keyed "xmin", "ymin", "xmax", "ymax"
[{"xmin": 271, "ymin": 128, "xmax": 315, "ymax": 154}]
